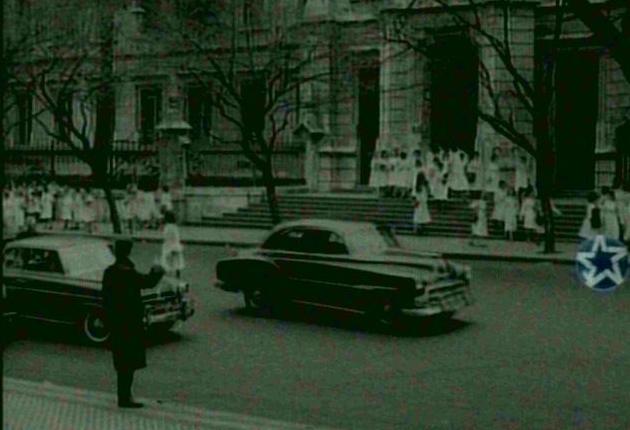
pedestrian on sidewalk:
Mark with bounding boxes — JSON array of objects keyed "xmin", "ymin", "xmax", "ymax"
[
  {"xmin": 160, "ymin": 211, "xmax": 185, "ymax": 278},
  {"xmin": 412, "ymin": 171, "xmax": 432, "ymax": 235},
  {"xmin": 469, "ymin": 191, "xmax": 488, "ymax": 247},
  {"xmin": 491, "ymin": 180, "xmax": 508, "ymax": 226},
  {"xmin": 102, "ymin": 239, "xmax": 165, "ymax": 409},
  {"xmin": 503, "ymin": 188, "xmax": 519, "ymax": 241},
  {"xmin": 520, "ymin": 189, "xmax": 541, "ymax": 243}
]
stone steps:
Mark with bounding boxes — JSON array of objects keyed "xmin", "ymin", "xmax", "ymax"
[{"xmin": 197, "ymin": 194, "xmax": 585, "ymax": 241}]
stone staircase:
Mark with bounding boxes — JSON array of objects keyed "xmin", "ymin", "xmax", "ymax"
[{"xmin": 196, "ymin": 192, "xmax": 586, "ymax": 241}]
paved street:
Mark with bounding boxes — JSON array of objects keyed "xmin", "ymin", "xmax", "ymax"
[{"xmin": 4, "ymin": 243, "xmax": 630, "ymax": 429}]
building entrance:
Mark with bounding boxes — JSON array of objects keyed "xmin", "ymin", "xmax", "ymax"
[
  {"xmin": 554, "ymin": 50, "xmax": 599, "ymax": 190},
  {"xmin": 429, "ymin": 35, "xmax": 479, "ymax": 154},
  {"xmin": 358, "ymin": 67, "xmax": 380, "ymax": 185}
]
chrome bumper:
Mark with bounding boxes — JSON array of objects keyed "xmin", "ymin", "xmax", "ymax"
[
  {"xmin": 405, "ymin": 283, "xmax": 473, "ymax": 316},
  {"xmin": 145, "ymin": 297, "xmax": 195, "ymax": 326}
]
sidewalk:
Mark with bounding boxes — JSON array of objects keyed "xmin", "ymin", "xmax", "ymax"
[
  {"xmin": 29, "ymin": 223, "xmax": 580, "ymax": 265},
  {"xmin": 3, "ymin": 377, "xmax": 337, "ymax": 430}
]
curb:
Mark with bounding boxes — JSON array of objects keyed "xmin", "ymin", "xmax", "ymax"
[{"xmin": 4, "ymin": 377, "xmax": 338, "ymax": 430}]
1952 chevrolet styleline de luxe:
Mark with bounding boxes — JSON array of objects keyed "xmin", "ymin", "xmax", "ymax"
[
  {"xmin": 215, "ymin": 219, "xmax": 473, "ymax": 325},
  {"xmin": 2, "ymin": 235, "xmax": 194, "ymax": 344}
]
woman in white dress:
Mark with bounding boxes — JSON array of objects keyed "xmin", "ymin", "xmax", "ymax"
[
  {"xmin": 491, "ymin": 180, "xmax": 508, "ymax": 225},
  {"xmin": 579, "ymin": 192, "xmax": 602, "ymax": 240},
  {"xmin": 72, "ymin": 189, "xmax": 85, "ymax": 230},
  {"xmin": 447, "ymin": 149, "xmax": 470, "ymax": 193},
  {"xmin": 601, "ymin": 189, "xmax": 620, "ymax": 240},
  {"xmin": 161, "ymin": 211, "xmax": 185, "ymax": 278},
  {"xmin": 520, "ymin": 189, "xmax": 540, "ymax": 242},
  {"xmin": 431, "ymin": 158, "xmax": 449, "ymax": 209},
  {"xmin": 3, "ymin": 190, "xmax": 17, "ymax": 237},
  {"xmin": 412, "ymin": 171, "xmax": 432, "ymax": 234},
  {"xmin": 469, "ymin": 191, "xmax": 488, "ymax": 246},
  {"xmin": 485, "ymin": 154, "xmax": 501, "ymax": 193},
  {"xmin": 83, "ymin": 192, "xmax": 97, "ymax": 233},
  {"xmin": 59, "ymin": 188, "xmax": 73, "ymax": 230},
  {"xmin": 39, "ymin": 188, "xmax": 54, "ymax": 229},
  {"xmin": 466, "ymin": 151, "xmax": 482, "ymax": 191},
  {"xmin": 503, "ymin": 188, "xmax": 519, "ymax": 240},
  {"xmin": 14, "ymin": 189, "xmax": 26, "ymax": 234}
]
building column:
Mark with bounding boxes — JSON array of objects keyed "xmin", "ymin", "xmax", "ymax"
[{"xmin": 156, "ymin": 74, "xmax": 191, "ymax": 220}]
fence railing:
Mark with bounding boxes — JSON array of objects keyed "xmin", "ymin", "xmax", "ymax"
[{"xmin": 4, "ymin": 140, "xmax": 305, "ymax": 185}]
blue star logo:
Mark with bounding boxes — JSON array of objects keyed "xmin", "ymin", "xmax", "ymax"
[{"xmin": 575, "ymin": 235, "xmax": 629, "ymax": 292}]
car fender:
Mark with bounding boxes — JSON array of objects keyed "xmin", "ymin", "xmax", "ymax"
[{"xmin": 215, "ymin": 257, "xmax": 282, "ymax": 291}]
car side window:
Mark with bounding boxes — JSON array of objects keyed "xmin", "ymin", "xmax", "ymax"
[
  {"xmin": 22, "ymin": 249, "xmax": 64, "ymax": 274},
  {"xmin": 3, "ymin": 248, "xmax": 25, "ymax": 270},
  {"xmin": 302, "ymin": 230, "xmax": 349, "ymax": 255},
  {"xmin": 262, "ymin": 229, "xmax": 306, "ymax": 252}
]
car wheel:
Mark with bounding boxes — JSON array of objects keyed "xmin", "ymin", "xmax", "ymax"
[
  {"xmin": 374, "ymin": 303, "xmax": 404, "ymax": 327},
  {"xmin": 243, "ymin": 288, "xmax": 270, "ymax": 313},
  {"xmin": 149, "ymin": 321, "xmax": 176, "ymax": 333},
  {"xmin": 430, "ymin": 311, "xmax": 456, "ymax": 322},
  {"xmin": 82, "ymin": 309, "xmax": 110, "ymax": 345}
]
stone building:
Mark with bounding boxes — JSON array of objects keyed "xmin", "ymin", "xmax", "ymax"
[{"xmin": 3, "ymin": 0, "xmax": 629, "ymax": 193}]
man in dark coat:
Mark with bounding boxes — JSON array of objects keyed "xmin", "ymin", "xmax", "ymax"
[{"xmin": 102, "ymin": 239, "xmax": 164, "ymax": 408}]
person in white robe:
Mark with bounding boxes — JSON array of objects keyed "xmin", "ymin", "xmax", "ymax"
[
  {"xmin": 59, "ymin": 188, "xmax": 73, "ymax": 229},
  {"xmin": 161, "ymin": 211, "xmax": 185, "ymax": 278},
  {"xmin": 3, "ymin": 190, "xmax": 17, "ymax": 238},
  {"xmin": 485, "ymin": 154, "xmax": 501, "ymax": 193},
  {"xmin": 491, "ymin": 180, "xmax": 508, "ymax": 224},
  {"xmin": 83, "ymin": 192, "xmax": 97, "ymax": 233},
  {"xmin": 520, "ymin": 189, "xmax": 540, "ymax": 242},
  {"xmin": 469, "ymin": 192, "xmax": 489, "ymax": 246},
  {"xmin": 601, "ymin": 189, "xmax": 620, "ymax": 240},
  {"xmin": 503, "ymin": 188, "xmax": 519, "ymax": 240},
  {"xmin": 39, "ymin": 188, "xmax": 54, "ymax": 229},
  {"xmin": 448, "ymin": 149, "xmax": 470, "ymax": 193},
  {"xmin": 412, "ymin": 169, "xmax": 431, "ymax": 234}
]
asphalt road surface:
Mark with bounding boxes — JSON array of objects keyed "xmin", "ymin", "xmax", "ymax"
[{"xmin": 4, "ymin": 242, "xmax": 630, "ymax": 429}]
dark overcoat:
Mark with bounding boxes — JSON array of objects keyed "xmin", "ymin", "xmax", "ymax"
[{"xmin": 102, "ymin": 257, "xmax": 163, "ymax": 372}]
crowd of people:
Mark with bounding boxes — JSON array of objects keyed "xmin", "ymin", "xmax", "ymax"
[
  {"xmin": 578, "ymin": 184, "xmax": 630, "ymax": 244},
  {"xmin": 2, "ymin": 181, "xmax": 184, "ymax": 276},
  {"xmin": 2, "ymin": 182, "xmax": 174, "ymax": 235},
  {"xmin": 369, "ymin": 145, "xmax": 558, "ymax": 245}
]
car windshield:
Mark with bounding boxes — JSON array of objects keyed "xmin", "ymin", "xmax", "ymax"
[{"xmin": 63, "ymin": 243, "xmax": 115, "ymax": 276}]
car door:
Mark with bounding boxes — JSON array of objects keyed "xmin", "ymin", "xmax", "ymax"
[
  {"xmin": 260, "ymin": 228, "xmax": 353, "ymax": 307},
  {"xmin": 5, "ymin": 247, "xmax": 73, "ymax": 322}
]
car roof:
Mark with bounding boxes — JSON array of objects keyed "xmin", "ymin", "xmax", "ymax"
[
  {"xmin": 5, "ymin": 235, "xmax": 110, "ymax": 251},
  {"xmin": 268, "ymin": 219, "xmax": 377, "ymax": 235}
]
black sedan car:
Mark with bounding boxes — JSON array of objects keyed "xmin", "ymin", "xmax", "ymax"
[
  {"xmin": 215, "ymin": 219, "xmax": 473, "ymax": 324},
  {"xmin": 3, "ymin": 235, "xmax": 195, "ymax": 344}
]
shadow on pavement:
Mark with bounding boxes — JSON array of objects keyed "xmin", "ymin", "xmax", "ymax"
[{"xmin": 227, "ymin": 304, "xmax": 473, "ymax": 338}]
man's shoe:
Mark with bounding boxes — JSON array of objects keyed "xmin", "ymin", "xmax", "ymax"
[{"xmin": 118, "ymin": 401, "xmax": 144, "ymax": 408}]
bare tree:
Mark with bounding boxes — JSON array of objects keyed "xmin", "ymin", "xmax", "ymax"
[
  {"xmin": 388, "ymin": 0, "xmax": 566, "ymax": 253},
  {"xmin": 8, "ymin": 16, "xmax": 123, "ymax": 233},
  {"xmin": 147, "ymin": 1, "xmax": 340, "ymax": 225}
]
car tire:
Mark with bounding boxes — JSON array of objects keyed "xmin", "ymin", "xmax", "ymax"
[
  {"xmin": 430, "ymin": 311, "xmax": 456, "ymax": 322},
  {"xmin": 82, "ymin": 308, "xmax": 110, "ymax": 345},
  {"xmin": 243, "ymin": 288, "xmax": 271, "ymax": 313},
  {"xmin": 374, "ymin": 303, "xmax": 404, "ymax": 328},
  {"xmin": 149, "ymin": 321, "xmax": 176, "ymax": 333}
]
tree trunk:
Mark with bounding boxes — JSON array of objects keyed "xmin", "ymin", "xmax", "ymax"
[
  {"xmin": 261, "ymin": 161, "xmax": 281, "ymax": 225},
  {"xmin": 540, "ymin": 191, "xmax": 556, "ymax": 254},
  {"xmin": 103, "ymin": 185, "xmax": 122, "ymax": 234},
  {"xmin": 93, "ymin": 166, "xmax": 122, "ymax": 234}
]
